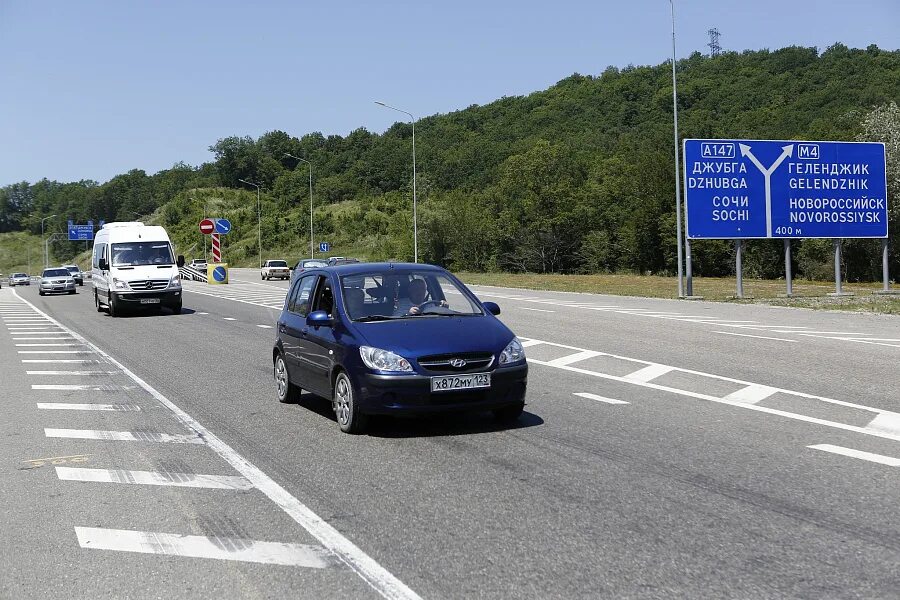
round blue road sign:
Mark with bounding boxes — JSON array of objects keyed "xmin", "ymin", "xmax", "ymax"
[
  {"xmin": 215, "ymin": 218, "xmax": 232, "ymax": 234},
  {"xmin": 213, "ymin": 266, "xmax": 227, "ymax": 282},
  {"xmin": 319, "ymin": 242, "xmax": 330, "ymax": 252}
]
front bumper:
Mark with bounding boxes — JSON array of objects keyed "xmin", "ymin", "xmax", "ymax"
[
  {"xmin": 40, "ymin": 282, "xmax": 75, "ymax": 293},
  {"xmin": 112, "ymin": 289, "xmax": 181, "ymax": 307},
  {"xmin": 357, "ymin": 363, "xmax": 528, "ymax": 415}
]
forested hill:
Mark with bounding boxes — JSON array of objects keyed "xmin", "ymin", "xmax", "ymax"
[{"xmin": 2, "ymin": 43, "xmax": 899, "ymax": 279}]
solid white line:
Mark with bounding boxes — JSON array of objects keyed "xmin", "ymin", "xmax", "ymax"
[
  {"xmin": 223, "ymin": 317, "xmax": 237, "ymax": 321},
  {"xmin": 808, "ymin": 444, "xmax": 900, "ymax": 467},
  {"xmin": 547, "ymin": 350, "xmax": 602, "ymax": 367},
  {"xmin": 57, "ymin": 467, "xmax": 252, "ymax": 489},
  {"xmin": 573, "ymin": 392, "xmax": 629, "ymax": 405},
  {"xmin": 27, "ymin": 370, "xmax": 113, "ymax": 375},
  {"xmin": 13, "ymin": 288, "xmax": 422, "ymax": 600},
  {"xmin": 38, "ymin": 403, "xmax": 141, "ymax": 411},
  {"xmin": 12, "ymin": 337, "xmax": 74, "ymax": 340},
  {"xmin": 866, "ymin": 412, "xmax": 900, "ymax": 436},
  {"xmin": 714, "ymin": 331, "xmax": 798, "ymax": 343},
  {"xmin": 624, "ymin": 364, "xmax": 674, "ymax": 383},
  {"xmin": 257, "ymin": 324, "xmax": 273, "ymax": 328},
  {"xmin": 722, "ymin": 384, "xmax": 779, "ymax": 404},
  {"xmin": 74, "ymin": 527, "xmax": 332, "ymax": 568},
  {"xmin": 519, "ymin": 307, "xmax": 555, "ymax": 313},
  {"xmin": 16, "ymin": 343, "xmax": 82, "ymax": 347},
  {"xmin": 45, "ymin": 429, "xmax": 204, "ymax": 444}
]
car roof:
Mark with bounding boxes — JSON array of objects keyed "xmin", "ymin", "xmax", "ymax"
[{"xmin": 323, "ymin": 262, "xmax": 446, "ymax": 276}]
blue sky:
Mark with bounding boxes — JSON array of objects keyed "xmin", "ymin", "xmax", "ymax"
[{"xmin": 1, "ymin": 0, "xmax": 897, "ymax": 187}]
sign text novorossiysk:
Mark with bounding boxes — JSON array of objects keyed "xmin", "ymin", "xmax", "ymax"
[{"xmin": 683, "ymin": 139, "xmax": 888, "ymax": 239}]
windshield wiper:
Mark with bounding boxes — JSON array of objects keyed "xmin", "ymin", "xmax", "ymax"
[{"xmin": 354, "ymin": 315, "xmax": 397, "ymax": 322}]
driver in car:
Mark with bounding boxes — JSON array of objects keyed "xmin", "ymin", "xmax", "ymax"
[{"xmin": 395, "ymin": 278, "xmax": 448, "ymax": 316}]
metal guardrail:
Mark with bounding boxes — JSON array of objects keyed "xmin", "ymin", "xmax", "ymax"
[{"xmin": 179, "ymin": 266, "xmax": 207, "ymax": 282}]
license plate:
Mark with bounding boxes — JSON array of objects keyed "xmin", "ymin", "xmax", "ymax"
[
  {"xmin": 431, "ymin": 373, "xmax": 491, "ymax": 392},
  {"xmin": 140, "ymin": 298, "xmax": 161, "ymax": 304}
]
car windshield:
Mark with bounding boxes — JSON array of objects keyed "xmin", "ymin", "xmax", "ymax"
[
  {"xmin": 43, "ymin": 269, "xmax": 69, "ymax": 277},
  {"xmin": 300, "ymin": 260, "xmax": 327, "ymax": 268},
  {"xmin": 13, "ymin": 273, "xmax": 27, "ymax": 277},
  {"xmin": 64, "ymin": 266, "xmax": 79, "ymax": 273},
  {"xmin": 268, "ymin": 261, "xmax": 288, "ymax": 268},
  {"xmin": 111, "ymin": 242, "xmax": 175, "ymax": 266},
  {"xmin": 340, "ymin": 270, "xmax": 482, "ymax": 321}
]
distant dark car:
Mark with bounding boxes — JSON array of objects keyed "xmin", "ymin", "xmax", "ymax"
[
  {"xmin": 273, "ymin": 263, "xmax": 528, "ymax": 434},
  {"xmin": 291, "ymin": 259, "xmax": 328, "ymax": 281},
  {"xmin": 9, "ymin": 273, "xmax": 30, "ymax": 286},
  {"xmin": 327, "ymin": 257, "xmax": 360, "ymax": 266},
  {"xmin": 63, "ymin": 264, "xmax": 84, "ymax": 286}
]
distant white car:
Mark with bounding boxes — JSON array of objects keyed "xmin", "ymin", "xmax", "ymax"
[
  {"xmin": 261, "ymin": 260, "xmax": 290, "ymax": 280},
  {"xmin": 62, "ymin": 264, "xmax": 84, "ymax": 286},
  {"xmin": 9, "ymin": 273, "xmax": 30, "ymax": 286},
  {"xmin": 189, "ymin": 259, "xmax": 208, "ymax": 271}
]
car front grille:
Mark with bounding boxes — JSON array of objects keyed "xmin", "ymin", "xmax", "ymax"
[
  {"xmin": 128, "ymin": 279, "xmax": 169, "ymax": 290},
  {"xmin": 417, "ymin": 351, "xmax": 495, "ymax": 374}
]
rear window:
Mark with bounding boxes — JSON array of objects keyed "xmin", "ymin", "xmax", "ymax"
[
  {"xmin": 268, "ymin": 261, "xmax": 288, "ymax": 268},
  {"xmin": 300, "ymin": 260, "xmax": 327, "ymax": 268}
]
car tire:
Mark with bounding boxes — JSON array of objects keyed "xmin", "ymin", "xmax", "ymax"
[
  {"xmin": 68, "ymin": 290, "xmax": 76, "ymax": 295},
  {"xmin": 333, "ymin": 371, "xmax": 367, "ymax": 434},
  {"xmin": 171, "ymin": 301, "xmax": 182, "ymax": 315},
  {"xmin": 108, "ymin": 293, "xmax": 119, "ymax": 317},
  {"xmin": 78, "ymin": 282, "xmax": 83, "ymax": 286},
  {"xmin": 38, "ymin": 289, "xmax": 44, "ymax": 296},
  {"xmin": 261, "ymin": 274, "xmax": 265, "ymax": 280},
  {"xmin": 492, "ymin": 401, "xmax": 525, "ymax": 424},
  {"xmin": 274, "ymin": 353, "xmax": 301, "ymax": 403},
  {"xmin": 95, "ymin": 290, "xmax": 104, "ymax": 312}
]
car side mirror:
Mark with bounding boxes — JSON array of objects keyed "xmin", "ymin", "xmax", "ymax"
[
  {"xmin": 98, "ymin": 258, "xmax": 108, "ymax": 271},
  {"xmin": 483, "ymin": 301, "xmax": 501, "ymax": 316},
  {"xmin": 306, "ymin": 310, "xmax": 332, "ymax": 327},
  {"xmin": 176, "ymin": 255, "xmax": 185, "ymax": 268}
]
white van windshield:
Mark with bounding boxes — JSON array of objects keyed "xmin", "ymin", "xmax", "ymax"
[{"xmin": 112, "ymin": 242, "xmax": 175, "ymax": 267}]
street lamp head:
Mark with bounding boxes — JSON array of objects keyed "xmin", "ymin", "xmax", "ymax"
[{"xmin": 374, "ymin": 101, "xmax": 386, "ymax": 106}]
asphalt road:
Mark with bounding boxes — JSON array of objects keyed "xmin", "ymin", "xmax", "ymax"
[{"xmin": 2, "ymin": 269, "xmax": 900, "ymax": 599}]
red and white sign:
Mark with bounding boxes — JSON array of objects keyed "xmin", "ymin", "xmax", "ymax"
[
  {"xmin": 199, "ymin": 218, "xmax": 215, "ymax": 235},
  {"xmin": 211, "ymin": 233, "xmax": 221, "ymax": 262}
]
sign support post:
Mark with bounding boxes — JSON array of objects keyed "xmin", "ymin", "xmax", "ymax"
[
  {"xmin": 735, "ymin": 240, "xmax": 744, "ymax": 299},
  {"xmin": 784, "ymin": 239, "xmax": 793, "ymax": 297},
  {"xmin": 830, "ymin": 239, "xmax": 853, "ymax": 297},
  {"xmin": 685, "ymin": 240, "xmax": 694, "ymax": 297},
  {"xmin": 875, "ymin": 238, "xmax": 899, "ymax": 295}
]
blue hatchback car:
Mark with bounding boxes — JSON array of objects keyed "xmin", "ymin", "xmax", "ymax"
[{"xmin": 273, "ymin": 263, "xmax": 528, "ymax": 433}]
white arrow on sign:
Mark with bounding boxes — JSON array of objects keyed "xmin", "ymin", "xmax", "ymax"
[{"xmin": 740, "ymin": 143, "xmax": 794, "ymax": 237}]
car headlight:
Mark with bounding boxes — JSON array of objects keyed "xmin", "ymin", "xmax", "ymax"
[
  {"xmin": 499, "ymin": 337, "xmax": 525, "ymax": 365},
  {"xmin": 112, "ymin": 277, "xmax": 129, "ymax": 290},
  {"xmin": 359, "ymin": 346, "xmax": 413, "ymax": 373},
  {"xmin": 169, "ymin": 275, "xmax": 181, "ymax": 289}
]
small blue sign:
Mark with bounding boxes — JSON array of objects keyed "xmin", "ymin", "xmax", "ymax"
[
  {"xmin": 319, "ymin": 242, "xmax": 330, "ymax": 252},
  {"xmin": 67, "ymin": 220, "xmax": 94, "ymax": 241},
  {"xmin": 215, "ymin": 218, "xmax": 232, "ymax": 235},
  {"xmin": 684, "ymin": 139, "xmax": 888, "ymax": 239},
  {"xmin": 212, "ymin": 266, "xmax": 227, "ymax": 282}
]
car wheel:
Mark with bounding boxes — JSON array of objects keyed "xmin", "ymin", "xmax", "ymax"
[
  {"xmin": 274, "ymin": 353, "xmax": 300, "ymax": 403},
  {"xmin": 492, "ymin": 401, "xmax": 525, "ymax": 424},
  {"xmin": 95, "ymin": 290, "xmax": 104, "ymax": 312},
  {"xmin": 261, "ymin": 273, "xmax": 265, "ymax": 280},
  {"xmin": 38, "ymin": 289, "xmax": 44, "ymax": 296},
  {"xmin": 108, "ymin": 293, "xmax": 119, "ymax": 317},
  {"xmin": 68, "ymin": 290, "xmax": 76, "ymax": 295},
  {"xmin": 170, "ymin": 301, "xmax": 182, "ymax": 315},
  {"xmin": 333, "ymin": 371, "xmax": 367, "ymax": 434},
  {"xmin": 78, "ymin": 282, "xmax": 83, "ymax": 286}
]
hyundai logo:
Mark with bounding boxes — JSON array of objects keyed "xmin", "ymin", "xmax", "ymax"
[{"xmin": 449, "ymin": 358, "xmax": 467, "ymax": 368}]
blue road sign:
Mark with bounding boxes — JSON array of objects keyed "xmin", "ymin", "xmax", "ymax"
[
  {"xmin": 319, "ymin": 242, "xmax": 330, "ymax": 252},
  {"xmin": 214, "ymin": 218, "xmax": 232, "ymax": 234},
  {"xmin": 67, "ymin": 220, "xmax": 94, "ymax": 241},
  {"xmin": 212, "ymin": 266, "xmax": 227, "ymax": 282},
  {"xmin": 684, "ymin": 140, "xmax": 888, "ymax": 239}
]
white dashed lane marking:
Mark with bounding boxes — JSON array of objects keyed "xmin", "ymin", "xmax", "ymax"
[
  {"xmin": 45, "ymin": 429, "xmax": 206, "ymax": 444},
  {"xmin": 75, "ymin": 528, "xmax": 334, "ymax": 568},
  {"xmin": 714, "ymin": 331, "xmax": 798, "ymax": 343},
  {"xmin": 808, "ymin": 444, "xmax": 900, "ymax": 467},
  {"xmin": 57, "ymin": 467, "xmax": 253, "ymax": 490},
  {"xmin": 573, "ymin": 392, "xmax": 629, "ymax": 405},
  {"xmin": 37, "ymin": 403, "xmax": 141, "ymax": 411}
]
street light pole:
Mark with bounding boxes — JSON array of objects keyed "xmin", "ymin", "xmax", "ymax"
[
  {"xmin": 669, "ymin": 0, "xmax": 686, "ymax": 298},
  {"xmin": 238, "ymin": 179, "xmax": 262, "ymax": 268},
  {"xmin": 41, "ymin": 214, "xmax": 57, "ymax": 269},
  {"xmin": 375, "ymin": 101, "xmax": 418, "ymax": 263},
  {"xmin": 285, "ymin": 154, "xmax": 315, "ymax": 259}
]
